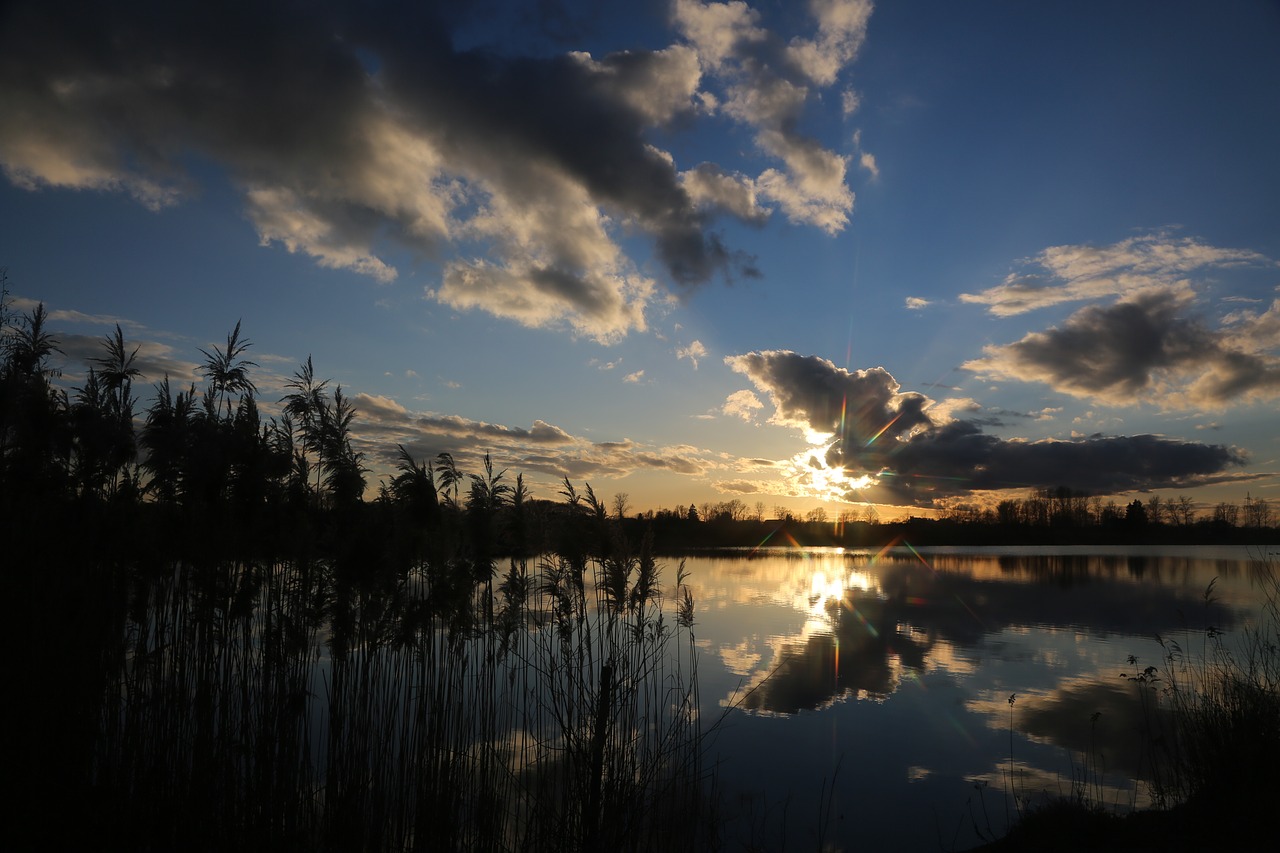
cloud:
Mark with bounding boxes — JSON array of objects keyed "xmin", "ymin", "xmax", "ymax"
[
  {"xmin": 963, "ymin": 291, "xmax": 1280, "ymax": 409},
  {"xmin": 904, "ymin": 296, "xmax": 930, "ymax": 310},
  {"xmin": 728, "ymin": 349, "xmax": 1249, "ymax": 504},
  {"xmin": 723, "ymin": 388, "xmax": 764, "ymax": 420},
  {"xmin": 960, "ymin": 232, "xmax": 1273, "ymax": 317},
  {"xmin": 680, "ymin": 163, "xmax": 769, "ymax": 222},
  {"xmin": 726, "ymin": 350, "xmax": 933, "ymax": 441},
  {"xmin": 673, "ymin": 0, "xmax": 868, "ymax": 233},
  {"xmin": 0, "ymin": 0, "xmax": 865, "ymax": 343},
  {"xmin": 857, "ymin": 151, "xmax": 878, "ymax": 179},
  {"xmin": 677, "ymin": 339, "xmax": 708, "ymax": 368},
  {"xmin": 841, "ymin": 88, "xmax": 861, "ymax": 116},
  {"xmin": 351, "ymin": 400, "xmax": 720, "ymax": 487},
  {"xmin": 55, "ymin": 333, "xmax": 201, "ymax": 387},
  {"xmin": 623, "ymin": 369, "xmax": 645, "ymax": 383},
  {"xmin": 351, "ymin": 393, "xmax": 411, "ymax": 423}
]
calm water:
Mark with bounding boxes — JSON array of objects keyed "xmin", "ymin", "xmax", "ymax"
[{"xmin": 682, "ymin": 545, "xmax": 1275, "ymax": 852}]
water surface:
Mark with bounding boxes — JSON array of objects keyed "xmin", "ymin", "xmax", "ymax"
[{"xmin": 683, "ymin": 545, "xmax": 1272, "ymax": 852}]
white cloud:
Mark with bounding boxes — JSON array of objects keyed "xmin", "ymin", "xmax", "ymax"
[
  {"xmin": 674, "ymin": 0, "xmax": 865, "ymax": 234},
  {"xmin": 677, "ymin": 339, "xmax": 709, "ymax": 368},
  {"xmin": 624, "ymin": 369, "xmax": 645, "ymax": 383},
  {"xmin": 681, "ymin": 163, "xmax": 768, "ymax": 221},
  {"xmin": 352, "ymin": 392, "xmax": 411, "ymax": 422},
  {"xmin": 905, "ymin": 296, "xmax": 930, "ymax": 310},
  {"xmin": 785, "ymin": 0, "xmax": 874, "ymax": 87},
  {"xmin": 842, "ymin": 88, "xmax": 862, "ymax": 116},
  {"xmin": 723, "ymin": 388, "xmax": 764, "ymax": 420},
  {"xmin": 960, "ymin": 232, "xmax": 1273, "ymax": 317}
]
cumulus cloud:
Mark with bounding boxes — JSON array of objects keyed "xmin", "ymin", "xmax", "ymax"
[
  {"xmin": 680, "ymin": 163, "xmax": 769, "ymax": 222},
  {"xmin": 673, "ymin": 0, "xmax": 868, "ymax": 233},
  {"xmin": 904, "ymin": 296, "xmax": 930, "ymax": 310},
  {"xmin": 960, "ymin": 232, "xmax": 1272, "ymax": 317},
  {"xmin": 955, "ymin": 235, "xmax": 1280, "ymax": 409},
  {"xmin": 0, "ymin": 0, "xmax": 867, "ymax": 343},
  {"xmin": 726, "ymin": 350, "xmax": 933, "ymax": 441},
  {"xmin": 964, "ymin": 291, "xmax": 1280, "ymax": 409},
  {"xmin": 728, "ymin": 349, "xmax": 1248, "ymax": 505},
  {"xmin": 624, "ymin": 370, "xmax": 645, "ymax": 383}
]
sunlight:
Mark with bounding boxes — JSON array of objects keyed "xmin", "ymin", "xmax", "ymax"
[
  {"xmin": 787, "ymin": 441, "xmax": 878, "ymax": 503},
  {"xmin": 802, "ymin": 565, "xmax": 878, "ymax": 628},
  {"xmin": 808, "ymin": 569, "xmax": 846, "ymax": 618}
]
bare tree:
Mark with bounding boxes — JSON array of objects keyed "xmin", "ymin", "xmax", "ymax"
[
  {"xmin": 611, "ymin": 492, "xmax": 630, "ymax": 521},
  {"xmin": 1145, "ymin": 495, "xmax": 1165, "ymax": 525},
  {"xmin": 1213, "ymin": 501, "xmax": 1240, "ymax": 527},
  {"xmin": 1172, "ymin": 495, "xmax": 1197, "ymax": 526},
  {"xmin": 1244, "ymin": 494, "xmax": 1274, "ymax": 528}
]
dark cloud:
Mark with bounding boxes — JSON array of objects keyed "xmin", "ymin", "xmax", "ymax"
[
  {"xmin": 0, "ymin": 0, "xmax": 860, "ymax": 341},
  {"xmin": 854, "ymin": 423, "xmax": 1246, "ymax": 503},
  {"xmin": 965, "ymin": 290, "xmax": 1280, "ymax": 408},
  {"xmin": 726, "ymin": 350, "xmax": 933, "ymax": 442},
  {"xmin": 729, "ymin": 349, "xmax": 1248, "ymax": 504}
]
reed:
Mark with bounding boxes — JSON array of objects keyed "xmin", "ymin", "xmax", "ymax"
[
  {"xmin": 1143, "ymin": 550, "xmax": 1280, "ymax": 829},
  {"xmin": 72, "ymin": 485, "xmax": 710, "ymax": 852},
  {"xmin": 0, "ymin": 319, "xmax": 719, "ymax": 850}
]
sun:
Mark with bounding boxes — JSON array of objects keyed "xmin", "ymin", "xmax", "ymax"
[{"xmin": 788, "ymin": 441, "xmax": 877, "ymax": 503}]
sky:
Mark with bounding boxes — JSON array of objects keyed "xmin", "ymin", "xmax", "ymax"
[{"xmin": 2, "ymin": 0, "xmax": 1278, "ymax": 519}]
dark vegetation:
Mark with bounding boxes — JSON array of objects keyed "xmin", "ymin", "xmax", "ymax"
[
  {"xmin": 629, "ymin": 490, "xmax": 1276, "ymax": 551},
  {"xmin": 3, "ymin": 299, "xmax": 708, "ymax": 851},
  {"xmin": 966, "ymin": 553, "xmax": 1280, "ymax": 852}
]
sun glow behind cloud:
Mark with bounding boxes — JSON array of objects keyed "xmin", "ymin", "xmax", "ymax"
[{"xmin": 785, "ymin": 441, "xmax": 877, "ymax": 502}]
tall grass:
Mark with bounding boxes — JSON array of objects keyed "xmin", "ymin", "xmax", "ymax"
[
  {"xmin": 1141, "ymin": 549, "xmax": 1280, "ymax": 824},
  {"xmin": 976, "ymin": 551, "xmax": 1279, "ymax": 851},
  {"xmin": 81, "ymin": 499, "xmax": 711, "ymax": 852}
]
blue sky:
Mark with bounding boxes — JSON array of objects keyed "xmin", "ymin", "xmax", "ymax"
[{"xmin": 2, "ymin": 0, "xmax": 1278, "ymax": 518}]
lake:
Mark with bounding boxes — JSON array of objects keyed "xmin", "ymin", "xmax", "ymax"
[{"xmin": 680, "ymin": 544, "xmax": 1275, "ymax": 852}]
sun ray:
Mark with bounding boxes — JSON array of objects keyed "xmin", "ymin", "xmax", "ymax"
[{"xmin": 865, "ymin": 411, "xmax": 902, "ymax": 446}]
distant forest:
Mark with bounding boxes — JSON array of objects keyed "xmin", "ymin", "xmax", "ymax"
[{"xmin": 2, "ymin": 296, "xmax": 1275, "ymax": 555}]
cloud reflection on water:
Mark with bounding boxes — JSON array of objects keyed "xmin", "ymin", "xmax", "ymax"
[
  {"xmin": 687, "ymin": 547, "xmax": 1265, "ymax": 850},
  {"xmin": 691, "ymin": 548, "xmax": 1251, "ymax": 716}
]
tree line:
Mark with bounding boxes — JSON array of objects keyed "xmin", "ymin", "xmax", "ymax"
[{"xmin": 939, "ymin": 485, "xmax": 1273, "ymax": 531}]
